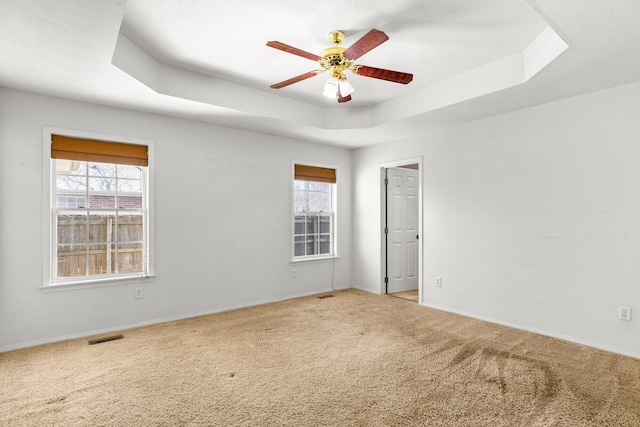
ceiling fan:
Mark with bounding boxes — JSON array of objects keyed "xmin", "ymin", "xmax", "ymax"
[{"xmin": 266, "ymin": 29, "xmax": 413, "ymax": 103}]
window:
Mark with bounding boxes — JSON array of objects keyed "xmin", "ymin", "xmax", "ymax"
[
  {"xmin": 293, "ymin": 164, "xmax": 336, "ymax": 260},
  {"xmin": 45, "ymin": 132, "xmax": 152, "ymax": 286},
  {"xmin": 56, "ymin": 195, "xmax": 87, "ymax": 208}
]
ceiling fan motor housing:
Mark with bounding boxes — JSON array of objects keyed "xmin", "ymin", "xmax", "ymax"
[
  {"xmin": 320, "ymin": 31, "xmax": 354, "ymax": 78},
  {"xmin": 320, "ymin": 50, "xmax": 353, "ymax": 78}
]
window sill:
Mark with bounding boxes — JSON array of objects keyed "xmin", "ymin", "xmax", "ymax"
[
  {"xmin": 41, "ymin": 274, "xmax": 155, "ymax": 293},
  {"xmin": 290, "ymin": 255, "xmax": 340, "ymax": 264}
]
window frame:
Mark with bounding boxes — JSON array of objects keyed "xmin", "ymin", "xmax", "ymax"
[
  {"xmin": 291, "ymin": 160, "xmax": 338, "ymax": 263},
  {"xmin": 42, "ymin": 127, "xmax": 155, "ymax": 290}
]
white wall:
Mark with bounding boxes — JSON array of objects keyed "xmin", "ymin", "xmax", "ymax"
[
  {"xmin": 0, "ymin": 89, "xmax": 352, "ymax": 351},
  {"xmin": 352, "ymin": 80, "xmax": 640, "ymax": 359},
  {"xmin": 3, "ymin": 80, "xmax": 640, "ymax": 359}
]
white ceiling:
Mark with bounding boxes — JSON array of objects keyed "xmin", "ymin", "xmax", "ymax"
[
  {"xmin": 120, "ymin": 0, "xmax": 546, "ymax": 106},
  {"xmin": 1, "ymin": 0, "xmax": 640, "ymax": 148}
]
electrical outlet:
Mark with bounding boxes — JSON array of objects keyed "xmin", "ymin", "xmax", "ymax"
[
  {"xmin": 619, "ymin": 306, "xmax": 631, "ymax": 321},
  {"xmin": 135, "ymin": 287, "xmax": 143, "ymax": 300},
  {"xmin": 435, "ymin": 277, "xmax": 442, "ymax": 287},
  {"xmin": 291, "ymin": 269, "xmax": 297, "ymax": 278}
]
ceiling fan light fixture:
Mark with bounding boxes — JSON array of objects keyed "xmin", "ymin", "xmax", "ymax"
[
  {"xmin": 338, "ymin": 77, "xmax": 354, "ymax": 96},
  {"xmin": 324, "ymin": 75, "xmax": 354, "ymax": 99},
  {"xmin": 323, "ymin": 76, "xmax": 340, "ymax": 98}
]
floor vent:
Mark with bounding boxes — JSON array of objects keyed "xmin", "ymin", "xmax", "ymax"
[
  {"xmin": 88, "ymin": 334, "xmax": 124, "ymax": 345},
  {"xmin": 317, "ymin": 294, "xmax": 334, "ymax": 299}
]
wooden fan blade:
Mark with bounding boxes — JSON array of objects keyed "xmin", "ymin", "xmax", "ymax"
[
  {"xmin": 266, "ymin": 41, "xmax": 322, "ymax": 61},
  {"xmin": 353, "ymin": 65, "xmax": 413, "ymax": 84},
  {"xmin": 343, "ymin": 29, "xmax": 389, "ymax": 60},
  {"xmin": 270, "ymin": 70, "xmax": 322, "ymax": 89}
]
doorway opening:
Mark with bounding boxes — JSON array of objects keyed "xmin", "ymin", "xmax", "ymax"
[{"xmin": 380, "ymin": 159, "xmax": 422, "ymax": 303}]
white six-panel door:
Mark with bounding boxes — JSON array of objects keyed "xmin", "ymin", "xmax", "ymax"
[{"xmin": 386, "ymin": 167, "xmax": 419, "ymax": 293}]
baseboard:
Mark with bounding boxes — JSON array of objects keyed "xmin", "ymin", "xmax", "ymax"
[
  {"xmin": 0, "ymin": 287, "xmax": 337, "ymax": 353},
  {"xmin": 421, "ymin": 302, "xmax": 640, "ymax": 360}
]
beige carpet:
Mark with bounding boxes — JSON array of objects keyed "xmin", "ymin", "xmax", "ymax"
[
  {"xmin": 390, "ymin": 290, "xmax": 419, "ymax": 302},
  {"xmin": 2, "ymin": 289, "xmax": 639, "ymax": 426}
]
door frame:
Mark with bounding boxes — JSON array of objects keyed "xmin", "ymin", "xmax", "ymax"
[{"xmin": 379, "ymin": 157, "xmax": 423, "ymax": 303}]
